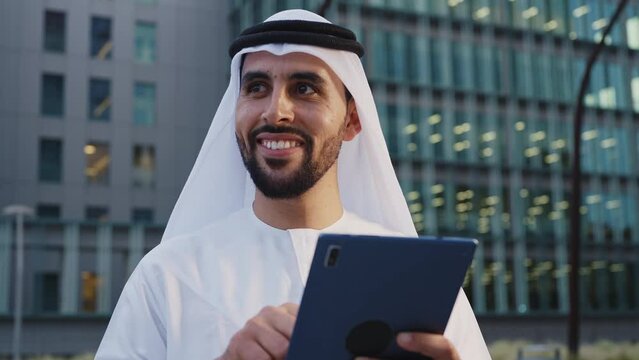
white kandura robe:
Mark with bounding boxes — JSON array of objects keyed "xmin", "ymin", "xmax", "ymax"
[{"xmin": 95, "ymin": 207, "xmax": 491, "ymax": 359}]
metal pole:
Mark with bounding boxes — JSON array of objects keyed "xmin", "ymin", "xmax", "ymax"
[
  {"xmin": 12, "ymin": 212, "xmax": 24, "ymax": 360},
  {"xmin": 316, "ymin": 0, "xmax": 333, "ymax": 17},
  {"xmin": 3, "ymin": 205, "xmax": 33, "ymax": 360},
  {"xmin": 568, "ymin": 1, "xmax": 628, "ymax": 359}
]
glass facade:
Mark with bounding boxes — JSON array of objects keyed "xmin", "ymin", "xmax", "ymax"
[
  {"xmin": 38, "ymin": 138, "xmax": 63, "ymax": 183},
  {"xmin": 0, "ymin": 220, "xmax": 165, "ymax": 317},
  {"xmin": 133, "ymin": 82, "xmax": 156, "ymax": 125},
  {"xmin": 43, "ymin": 10, "xmax": 65, "ymax": 53},
  {"xmin": 88, "ymin": 78, "xmax": 111, "ymax": 121},
  {"xmin": 229, "ymin": 0, "xmax": 639, "ymax": 316},
  {"xmin": 41, "ymin": 73, "xmax": 64, "ymax": 117},
  {"xmin": 135, "ymin": 21, "xmax": 157, "ymax": 64},
  {"xmin": 91, "ymin": 16, "xmax": 113, "ymax": 60}
]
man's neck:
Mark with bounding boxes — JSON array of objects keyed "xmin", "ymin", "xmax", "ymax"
[{"xmin": 252, "ymin": 172, "xmax": 344, "ymax": 230}]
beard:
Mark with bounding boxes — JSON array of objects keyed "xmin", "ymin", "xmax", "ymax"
[{"xmin": 236, "ymin": 123, "xmax": 345, "ymax": 199}]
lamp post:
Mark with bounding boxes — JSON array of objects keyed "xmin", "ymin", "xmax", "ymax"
[
  {"xmin": 3, "ymin": 205, "xmax": 34, "ymax": 360},
  {"xmin": 316, "ymin": 0, "xmax": 333, "ymax": 16},
  {"xmin": 568, "ymin": 1, "xmax": 628, "ymax": 359}
]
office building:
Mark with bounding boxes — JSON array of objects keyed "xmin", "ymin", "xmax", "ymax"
[
  {"xmin": 229, "ymin": 0, "xmax": 639, "ymax": 341},
  {"xmin": 0, "ymin": 0, "xmax": 228, "ymax": 355}
]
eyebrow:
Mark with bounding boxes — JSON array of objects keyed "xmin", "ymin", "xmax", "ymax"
[
  {"xmin": 289, "ymin": 72, "xmax": 325, "ymax": 86},
  {"xmin": 240, "ymin": 71, "xmax": 326, "ymax": 86},
  {"xmin": 241, "ymin": 71, "xmax": 269, "ymax": 86}
]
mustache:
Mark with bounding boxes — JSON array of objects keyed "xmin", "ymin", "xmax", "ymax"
[{"xmin": 249, "ymin": 125, "xmax": 313, "ymax": 148}]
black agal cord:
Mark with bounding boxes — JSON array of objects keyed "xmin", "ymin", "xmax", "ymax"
[{"xmin": 229, "ymin": 20, "xmax": 364, "ymax": 58}]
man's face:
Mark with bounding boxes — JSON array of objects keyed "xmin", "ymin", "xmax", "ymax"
[{"xmin": 235, "ymin": 51, "xmax": 360, "ymax": 199}]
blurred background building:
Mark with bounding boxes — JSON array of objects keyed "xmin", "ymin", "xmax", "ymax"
[
  {"xmin": 0, "ymin": 0, "xmax": 228, "ymax": 355},
  {"xmin": 1, "ymin": 0, "xmax": 639, "ymax": 356}
]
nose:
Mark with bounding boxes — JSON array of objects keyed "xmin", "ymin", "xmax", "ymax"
[{"xmin": 261, "ymin": 85, "xmax": 294, "ymax": 125}]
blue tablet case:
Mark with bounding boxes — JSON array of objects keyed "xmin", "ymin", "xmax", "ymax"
[{"xmin": 287, "ymin": 234, "xmax": 478, "ymax": 360}]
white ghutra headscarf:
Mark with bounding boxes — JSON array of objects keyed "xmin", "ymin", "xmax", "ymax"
[{"xmin": 162, "ymin": 9, "xmax": 416, "ymax": 241}]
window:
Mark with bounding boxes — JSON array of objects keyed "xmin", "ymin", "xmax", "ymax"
[
  {"xmin": 430, "ymin": 39, "xmax": 445, "ymax": 87},
  {"xmin": 632, "ymin": 71, "xmax": 639, "ymax": 112},
  {"xmin": 39, "ymin": 138, "xmax": 63, "ymax": 183},
  {"xmin": 388, "ymin": 32, "xmax": 407, "ymax": 81},
  {"xmin": 85, "ymin": 142, "xmax": 110, "ymax": 184},
  {"xmin": 135, "ymin": 21, "xmax": 157, "ymax": 64},
  {"xmin": 452, "ymin": 41, "xmax": 472, "ymax": 90},
  {"xmin": 475, "ymin": 45, "xmax": 496, "ymax": 93},
  {"xmin": 34, "ymin": 272, "xmax": 60, "ymax": 313},
  {"xmin": 85, "ymin": 206, "xmax": 109, "ymax": 222},
  {"xmin": 81, "ymin": 271, "xmax": 99, "ymax": 313},
  {"xmin": 41, "ymin": 73, "xmax": 64, "ymax": 117},
  {"xmin": 88, "ymin": 78, "xmax": 111, "ymax": 121},
  {"xmin": 132, "ymin": 208, "xmax": 154, "ymax": 223},
  {"xmin": 43, "ymin": 10, "xmax": 65, "ymax": 53},
  {"xmin": 91, "ymin": 16, "xmax": 112, "ymax": 59},
  {"xmin": 370, "ymin": 30, "xmax": 388, "ymax": 79},
  {"xmin": 627, "ymin": 16, "xmax": 639, "ymax": 50},
  {"xmin": 452, "ymin": 112, "xmax": 472, "ymax": 163},
  {"xmin": 132, "ymin": 145, "xmax": 156, "ymax": 187},
  {"xmin": 36, "ymin": 204, "xmax": 61, "ymax": 219},
  {"xmin": 133, "ymin": 82, "xmax": 156, "ymax": 125}
]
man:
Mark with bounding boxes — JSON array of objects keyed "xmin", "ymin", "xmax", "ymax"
[{"xmin": 96, "ymin": 9, "xmax": 490, "ymax": 360}]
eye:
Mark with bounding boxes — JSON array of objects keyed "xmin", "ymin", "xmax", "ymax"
[
  {"xmin": 245, "ymin": 82, "xmax": 267, "ymax": 94},
  {"xmin": 295, "ymin": 83, "xmax": 317, "ymax": 95}
]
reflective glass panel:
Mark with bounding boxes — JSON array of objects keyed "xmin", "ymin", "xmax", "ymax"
[
  {"xmin": 88, "ymin": 78, "xmax": 111, "ymax": 121},
  {"xmin": 91, "ymin": 16, "xmax": 112, "ymax": 59},
  {"xmin": 39, "ymin": 138, "xmax": 63, "ymax": 182},
  {"xmin": 132, "ymin": 208, "xmax": 154, "ymax": 223},
  {"xmin": 132, "ymin": 144, "xmax": 156, "ymax": 187},
  {"xmin": 85, "ymin": 142, "xmax": 110, "ymax": 185},
  {"xmin": 34, "ymin": 272, "xmax": 59, "ymax": 313},
  {"xmin": 44, "ymin": 10, "xmax": 65, "ymax": 53},
  {"xmin": 36, "ymin": 204, "xmax": 61, "ymax": 219},
  {"xmin": 41, "ymin": 73, "xmax": 64, "ymax": 117},
  {"xmin": 133, "ymin": 82, "xmax": 156, "ymax": 125},
  {"xmin": 135, "ymin": 21, "xmax": 157, "ymax": 64},
  {"xmin": 85, "ymin": 207, "xmax": 108, "ymax": 222}
]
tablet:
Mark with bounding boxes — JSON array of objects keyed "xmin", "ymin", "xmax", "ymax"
[{"xmin": 286, "ymin": 234, "xmax": 477, "ymax": 360}]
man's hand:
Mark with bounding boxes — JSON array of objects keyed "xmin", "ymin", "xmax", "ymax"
[
  {"xmin": 219, "ymin": 303, "xmax": 299, "ymax": 360},
  {"xmin": 355, "ymin": 332, "xmax": 460, "ymax": 360}
]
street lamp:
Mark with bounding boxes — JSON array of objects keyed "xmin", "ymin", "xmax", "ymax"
[
  {"xmin": 568, "ymin": 1, "xmax": 628, "ymax": 359},
  {"xmin": 3, "ymin": 205, "xmax": 34, "ymax": 360}
]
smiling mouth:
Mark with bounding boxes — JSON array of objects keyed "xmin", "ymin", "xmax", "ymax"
[{"xmin": 259, "ymin": 139, "xmax": 302, "ymax": 150}]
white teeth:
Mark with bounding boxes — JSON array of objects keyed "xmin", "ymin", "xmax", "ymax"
[{"xmin": 262, "ymin": 140, "xmax": 300, "ymax": 150}]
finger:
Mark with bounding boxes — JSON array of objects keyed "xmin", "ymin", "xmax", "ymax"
[
  {"xmin": 245, "ymin": 316, "xmax": 290, "ymax": 359},
  {"xmin": 280, "ymin": 302, "xmax": 299, "ymax": 317},
  {"xmin": 238, "ymin": 341, "xmax": 272, "ymax": 360},
  {"xmin": 397, "ymin": 333, "xmax": 460, "ymax": 360},
  {"xmin": 260, "ymin": 306, "xmax": 297, "ymax": 338},
  {"xmin": 229, "ymin": 334, "xmax": 272, "ymax": 360}
]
